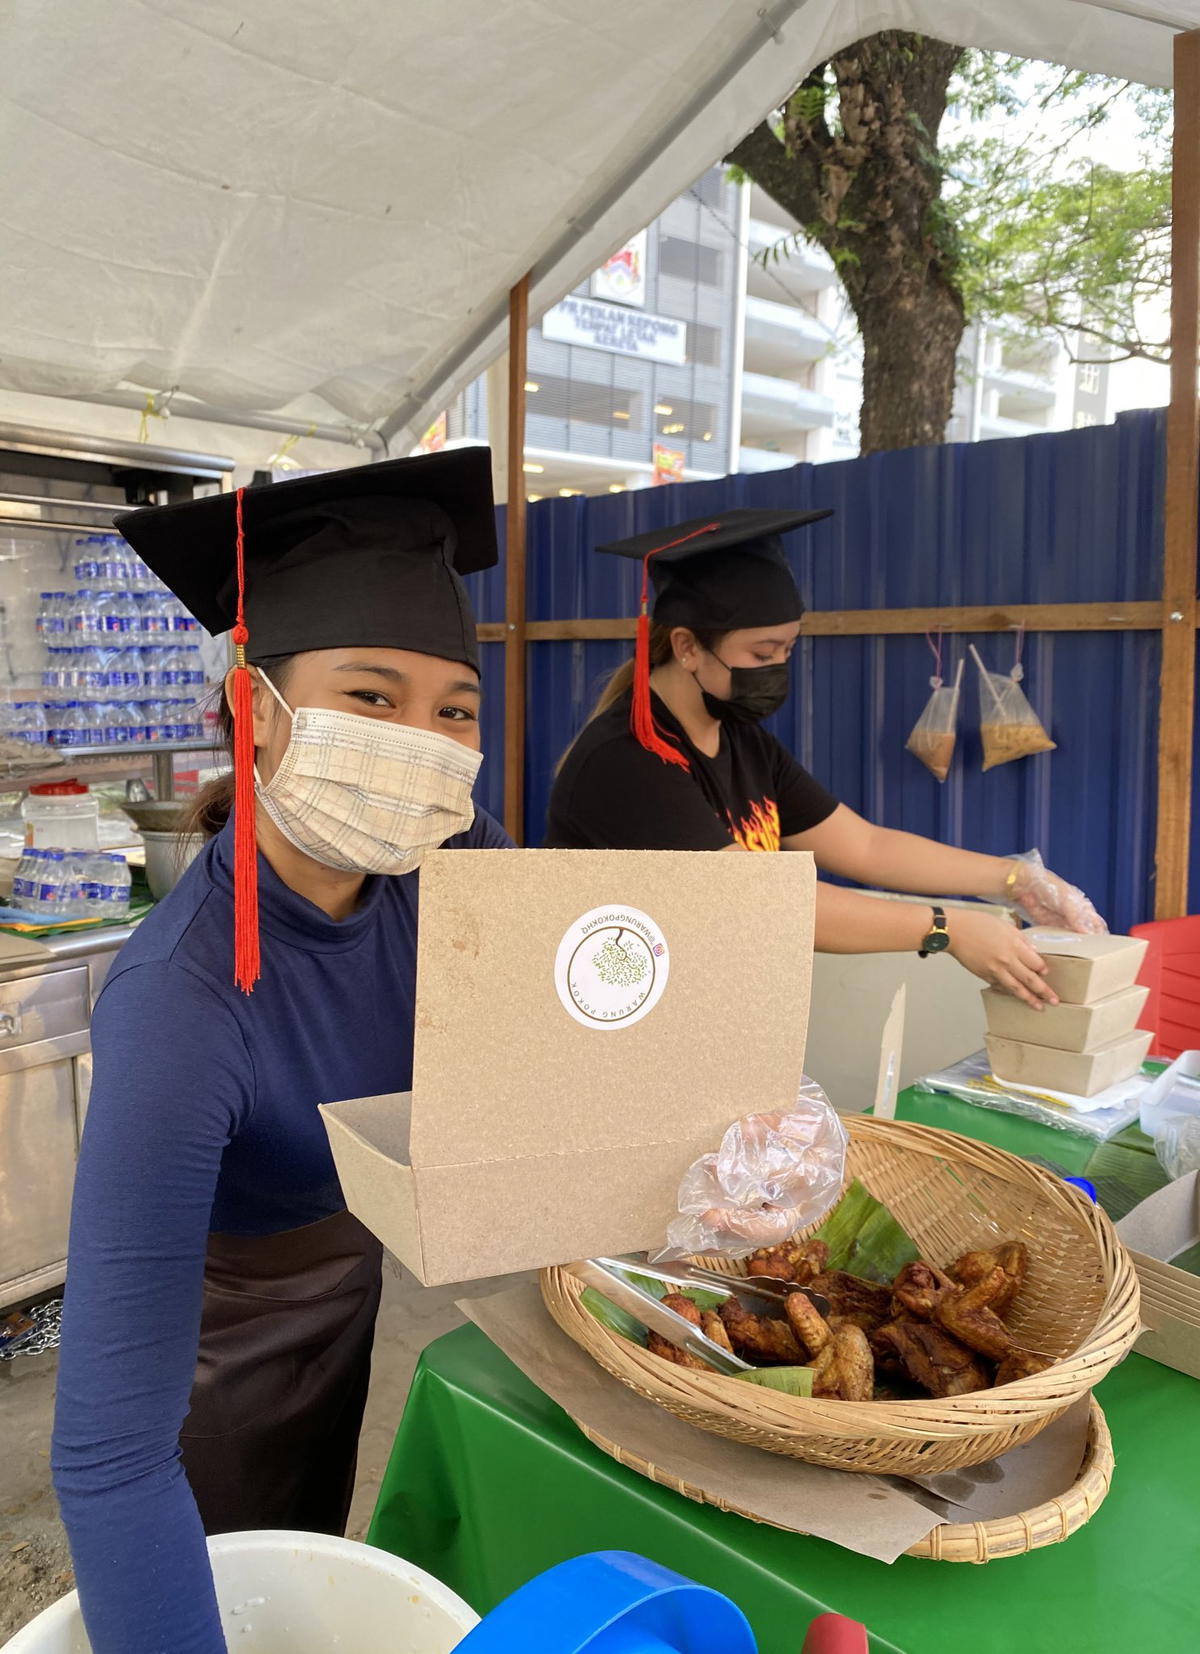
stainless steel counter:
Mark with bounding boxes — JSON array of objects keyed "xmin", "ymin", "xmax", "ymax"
[{"xmin": 0, "ymin": 925, "xmax": 135, "ymax": 1308}]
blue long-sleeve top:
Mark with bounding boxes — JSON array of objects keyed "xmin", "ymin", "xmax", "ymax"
[{"xmin": 51, "ymin": 809, "xmax": 511, "ymax": 1654}]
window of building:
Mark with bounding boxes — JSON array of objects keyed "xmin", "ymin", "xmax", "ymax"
[
  {"xmin": 693, "ymin": 169, "xmax": 727, "ymax": 210},
  {"xmin": 1077, "ymin": 362, "xmax": 1102, "ymax": 395},
  {"xmin": 687, "ymin": 322, "xmax": 721, "ymax": 366},
  {"xmin": 1074, "ymin": 410, "xmax": 1099, "ymax": 429},
  {"xmin": 527, "ymin": 373, "xmax": 643, "ymax": 430},
  {"xmin": 658, "ymin": 235, "xmax": 723, "ymax": 287},
  {"xmin": 653, "ymin": 394, "xmax": 717, "ymax": 444}
]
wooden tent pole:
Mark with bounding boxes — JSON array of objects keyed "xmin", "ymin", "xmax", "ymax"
[
  {"xmin": 503, "ymin": 275, "xmax": 530, "ymax": 843},
  {"xmin": 1157, "ymin": 30, "xmax": 1200, "ymax": 919}
]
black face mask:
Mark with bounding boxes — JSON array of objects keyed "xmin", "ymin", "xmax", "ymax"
[{"xmin": 701, "ymin": 656, "xmax": 791, "ymax": 724}]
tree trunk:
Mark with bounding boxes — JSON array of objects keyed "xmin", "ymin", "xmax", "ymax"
[
  {"xmin": 727, "ymin": 32, "xmax": 967, "ymax": 453},
  {"xmin": 855, "ymin": 273, "xmax": 965, "ymax": 451}
]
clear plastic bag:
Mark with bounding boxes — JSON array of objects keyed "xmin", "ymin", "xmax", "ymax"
[
  {"xmin": 1003, "ymin": 850, "xmax": 1107, "ymax": 934},
  {"xmin": 1155, "ymin": 1114, "xmax": 1200, "ymax": 1181},
  {"xmin": 918, "ymin": 1049, "xmax": 1147, "ymax": 1141},
  {"xmin": 970, "ymin": 644, "xmax": 1056, "ymax": 772},
  {"xmin": 905, "ymin": 655, "xmax": 963, "ymax": 783},
  {"xmin": 654, "ymin": 1078, "xmax": 848, "ymax": 1260}
]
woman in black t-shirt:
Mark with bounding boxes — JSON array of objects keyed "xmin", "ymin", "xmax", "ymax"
[{"xmin": 545, "ymin": 508, "xmax": 1105, "ymax": 1009}]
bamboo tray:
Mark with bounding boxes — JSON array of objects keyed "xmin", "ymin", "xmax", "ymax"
[
  {"xmin": 573, "ymin": 1395, "xmax": 1113, "ymax": 1563},
  {"xmin": 542, "ymin": 1116, "xmax": 1140, "ymax": 1476}
]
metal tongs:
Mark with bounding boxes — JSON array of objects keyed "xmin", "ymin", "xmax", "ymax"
[{"xmin": 571, "ymin": 1255, "xmax": 829, "ymax": 1376}]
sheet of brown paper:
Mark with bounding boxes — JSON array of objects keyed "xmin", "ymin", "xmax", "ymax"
[
  {"xmin": 899, "ymin": 1396, "xmax": 1092, "ymax": 1519},
  {"xmin": 873, "ymin": 985, "xmax": 905, "ymax": 1121},
  {"xmin": 458, "ymin": 1286, "xmax": 1092, "ymax": 1564}
]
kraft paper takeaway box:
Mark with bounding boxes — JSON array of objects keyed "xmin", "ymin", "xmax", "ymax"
[{"xmin": 321, "ymin": 849, "xmax": 816, "ymax": 1285}]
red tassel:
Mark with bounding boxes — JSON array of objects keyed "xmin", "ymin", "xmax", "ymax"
[
  {"xmin": 231, "ymin": 488, "xmax": 260, "ymax": 994},
  {"xmin": 629, "ymin": 522, "xmax": 722, "ymax": 769}
]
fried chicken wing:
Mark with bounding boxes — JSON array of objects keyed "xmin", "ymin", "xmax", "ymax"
[
  {"xmin": 647, "ymin": 1330, "xmax": 713, "ymax": 1370},
  {"xmin": 950, "ymin": 1241, "xmax": 1028, "ymax": 1315},
  {"xmin": 718, "ymin": 1296, "xmax": 805, "ymax": 1363},
  {"xmin": 810, "ymin": 1321, "xmax": 875, "ymax": 1401},
  {"xmin": 746, "ymin": 1237, "xmax": 830, "ymax": 1285},
  {"xmin": 874, "ymin": 1319, "xmax": 991, "ymax": 1397},
  {"xmin": 662, "ymin": 1292, "xmax": 702, "ymax": 1326},
  {"xmin": 935, "ymin": 1268, "xmax": 1017, "ymax": 1362},
  {"xmin": 994, "ymin": 1346, "xmax": 1053, "ymax": 1386},
  {"xmin": 892, "ymin": 1261, "xmax": 956, "ymax": 1320},
  {"xmin": 647, "ymin": 1296, "xmax": 716, "ymax": 1370},
  {"xmin": 784, "ymin": 1290, "xmax": 832, "ymax": 1358},
  {"xmin": 807, "ymin": 1271, "xmax": 893, "ymax": 1332},
  {"xmin": 700, "ymin": 1309, "xmax": 735, "ymax": 1354}
]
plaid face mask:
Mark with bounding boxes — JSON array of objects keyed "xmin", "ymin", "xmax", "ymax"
[{"xmin": 254, "ymin": 671, "xmax": 482, "ymax": 875}]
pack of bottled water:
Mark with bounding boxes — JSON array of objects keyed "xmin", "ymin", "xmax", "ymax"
[
  {"xmin": 33, "ymin": 536, "xmax": 210, "ymax": 749},
  {"xmin": 11, "ymin": 847, "xmax": 131, "ymax": 922}
]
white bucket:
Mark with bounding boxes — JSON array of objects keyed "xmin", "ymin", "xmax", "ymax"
[{"xmin": 3, "ymin": 1530, "xmax": 480, "ymax": 1653}]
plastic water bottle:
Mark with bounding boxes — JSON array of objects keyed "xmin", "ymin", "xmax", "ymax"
[
  {"xmin": 65, "ymin": 702, "xmax": 87, "ymax": 748},
  {"xmin": 138, "ymin": 590, "xmax": 171, "ymax": 637},
  {"xmin": 91, "ymin": 853, "xmax": 131, "ymax": 920},
  {"xmin": 35, "ymin": 849, "xmax": 65, "ymax": 914},
  {"xmin": 108, "ymin": 853, "xmax": 131, "ymax": 919},
  {"xmin": 13, "ymin": 700, "xmax": 48, "ymax": 746},
  {"xmin": 59, "ymin": 853, "xmax": 88, "ymax": 918},
  {"xmin": 11, "ymin": 847, "xmax": 37, "ymax": 906}
]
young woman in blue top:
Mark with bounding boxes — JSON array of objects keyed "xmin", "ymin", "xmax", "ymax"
[{"xmin": 51, "ymin": 449, "xmax": 510, "ymax": 1654}]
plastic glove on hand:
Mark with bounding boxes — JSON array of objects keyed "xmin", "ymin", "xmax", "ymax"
[{"xmin": 1007, "ymin": 851, "xmax": 1107, "ymax": 934}]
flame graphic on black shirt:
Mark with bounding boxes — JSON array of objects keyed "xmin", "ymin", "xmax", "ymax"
[{"xmin": 729, "ymin": 797, "xmax": 781, "ymax": 853}]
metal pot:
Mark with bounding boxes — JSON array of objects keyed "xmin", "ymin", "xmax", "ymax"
[{"xmin": 140, "ymin": 828, "xmax": 203, "ymax": 902}]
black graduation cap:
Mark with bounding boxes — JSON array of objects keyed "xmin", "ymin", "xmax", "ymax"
[
  {"xmin": 596, "ymin": 506, "xmax": 831, "ymax": 631},
  {"xmin": 113, "ymin": 448, "xmax": 497, "ymax": 997},
  {"xmin": 114, "ymin": 447, "xmax": 498, "ymax": 674},
  {"xmin": 596, "ymin": 506, "xmax": 831, "ymax": 770}
]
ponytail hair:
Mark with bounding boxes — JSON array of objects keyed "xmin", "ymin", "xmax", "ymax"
[{"xmin": 555, "ymin": 622, "xmax": 726, "ymax": 771}]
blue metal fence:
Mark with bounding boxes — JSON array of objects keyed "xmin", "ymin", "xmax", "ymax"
[{"xmin": 464, "ymin": 410, "xmax": 1191, "ymax": 933}]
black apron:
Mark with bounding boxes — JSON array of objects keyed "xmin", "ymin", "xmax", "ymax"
[{"xmin": 179, "ymin": 1208, "xmax": 383, "ymax": 1536}]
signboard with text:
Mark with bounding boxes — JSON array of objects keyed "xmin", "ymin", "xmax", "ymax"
[
  {"xmin": 542, "ymin": 295, "xmax": 686, "ymax": 365},
  {"xmin": 652, "ymin": 443, "xmax": 686, "ymax": 485}
]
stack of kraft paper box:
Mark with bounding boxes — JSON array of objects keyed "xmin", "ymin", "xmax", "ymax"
[{"xmin": 982, "ymin": 932, "xmax": 1153, "ymax": 1098}]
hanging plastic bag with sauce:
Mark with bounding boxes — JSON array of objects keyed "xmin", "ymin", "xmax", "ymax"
[
  {"xmin": 970, "ymin": 641, "xmax": 1056, "ymax": 772},
  {"xmin": 905, "ymin": 642, "xmax": 963, "ymax": 783}
]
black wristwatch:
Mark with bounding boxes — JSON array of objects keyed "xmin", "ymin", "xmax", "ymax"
[{"xmin": 918, "ymin": 905, "xmax": 950, "ymax": 958}]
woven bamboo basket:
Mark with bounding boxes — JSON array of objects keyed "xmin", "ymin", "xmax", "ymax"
[
  {"xmin": 541, "ymin": 1116, "xmax": 1140, "ymax": 1476},
  {"xmin": 572, "ymin": 1396, "xmax": 1113, "ymax": 1563}
]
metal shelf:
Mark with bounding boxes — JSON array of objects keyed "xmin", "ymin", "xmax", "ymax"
[
  {"xmin": 10, "ymin": 741, "xmax": 222, "ymax": 801},
  {"xmin": 47, "ymin": 739, "xmax": 217, "ymax": 758}
]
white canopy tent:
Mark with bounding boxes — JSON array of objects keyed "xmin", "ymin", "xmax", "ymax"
[
  {"xmin": 0, "ymin": 0, "xmax": 1196, "ymax": 449},
  {"xmin": 1, "ymin": 0, "xmax": 1196, "ymax": 898}
]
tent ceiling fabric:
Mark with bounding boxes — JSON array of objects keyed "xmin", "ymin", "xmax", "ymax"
[{"xmin": 1, "ymin": 0, "xmax": 1196, "ymax": 450}]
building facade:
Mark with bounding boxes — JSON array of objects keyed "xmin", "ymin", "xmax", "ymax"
[{"xmin": 443, "ymin": 170, "xmax": 1113, "ymax": 496}]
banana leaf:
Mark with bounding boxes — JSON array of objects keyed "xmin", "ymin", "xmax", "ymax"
[
  {"xmin": 735, "ymin": 1365, "xmax": 814, "ymax": 1397},
  {"xmin": 580, "ymin": 1273, "xmax": 725, "ymax": 1346},
  {"xmin": 580, "ymin": 1287, "xmax": 648, "ymax": 1345},
  {"xmin": 815, "ymin": 1178, "xmax": 920, "ymax": 1283}
]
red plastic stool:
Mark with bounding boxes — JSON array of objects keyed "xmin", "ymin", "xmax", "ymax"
[
  {"xmin": 1132, "ymin": 915, "xmax": 1200, "ymax": 1059},
  {"xmin": 801, "ymin": 1613, "xmax": 869, "ymax": 1654}
]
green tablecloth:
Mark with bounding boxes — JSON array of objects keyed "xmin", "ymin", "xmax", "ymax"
[{"xmin": 369, "ymin": 1090, "xmax": 1198, "ymax": 1653}]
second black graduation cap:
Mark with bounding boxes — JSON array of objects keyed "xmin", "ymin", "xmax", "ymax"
[
  {"xmin": 597, "ymin": 506, "xmax": 831, "ymax": 632},
  {"xmin": 115, "ymin": 447, "xmax": 498, "ymax": 673}
]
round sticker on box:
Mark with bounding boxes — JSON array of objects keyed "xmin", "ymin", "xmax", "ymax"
[{"xmin": 555, "ymin": 906, "xmax": 669, "ymax": 1030}]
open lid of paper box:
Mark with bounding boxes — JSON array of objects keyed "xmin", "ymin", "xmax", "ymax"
[
  {"xmin": 1023, "ymin": 929, "xmax": 1148, "ymax": 965},
  {"xmin": 322, "ymin": 848, "xmax": 816, "ymax": 1283}
]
